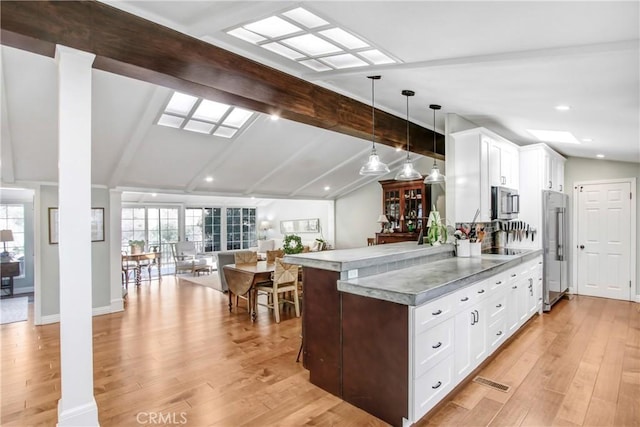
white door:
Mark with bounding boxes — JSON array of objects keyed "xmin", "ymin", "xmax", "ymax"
[{"xmin": 577, "ymin": 182, "xmax": 632, "ymax": 300}]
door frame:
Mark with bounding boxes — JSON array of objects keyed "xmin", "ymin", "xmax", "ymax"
[{"xmin": 572, "ymin": 177, "xmax": 636, "ymax": 301}]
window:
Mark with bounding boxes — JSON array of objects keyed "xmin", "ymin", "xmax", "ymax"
[
  {"xmin": 156, "ymin": 92, "xmax": 254, "ymax": 138},
  {"xmin": 226, "ymin": 208, "xmax": 256, "ymax": 250},
  {"xmin": 0, "ymin": 204, "xmax": 25, "ymax": 261},
  {"xmin": 185, "ymin": 208, "xmax": 222, "ymax": 252},
  {"xmin": 227, "ymin": 7, "xmax": 397, "ymax": 71},
  {"xmin": 121, "ymin": 207, "xmax": 179, "ymax": 264}
]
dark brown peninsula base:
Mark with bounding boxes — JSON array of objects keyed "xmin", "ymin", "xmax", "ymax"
[{"xmin": 302, "ymin": 267, "xmax": 409, "ymax": 426}]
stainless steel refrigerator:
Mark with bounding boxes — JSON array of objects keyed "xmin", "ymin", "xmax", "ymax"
[{"xmin": 542, "ymin": 190, "xmax": 569, "ymax": 311}]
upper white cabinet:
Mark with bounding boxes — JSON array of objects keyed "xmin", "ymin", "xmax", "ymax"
[
  {"xmin": 448, "ymin": 127, "xmax": 520, "ymax": 223},
  {"xmin": 489, "ymin": 140, "xmax": 519, "ymax": 189},
  {"xmin": 541, "ymin": 149, "xmax": 566, "ymax": 192}
]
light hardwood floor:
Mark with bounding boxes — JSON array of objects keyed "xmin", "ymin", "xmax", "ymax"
[{"xmin": 1, "ymin": 277, "xmax": 638, "ymax": 426}]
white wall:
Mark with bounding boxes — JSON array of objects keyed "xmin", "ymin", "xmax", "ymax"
[
  {"xmin": 564, "ymin": 157, "xmax": 640, "ymax": 297},
  {"xmin": 39, "ymin": 185, "xmax": 112, "ymax": 319},
  {"xmin": 259, "ymin": 199, "xmax": 335, "ymax": 248}
]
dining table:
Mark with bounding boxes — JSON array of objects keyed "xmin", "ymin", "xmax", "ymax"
[
  {"xmin": 223, "ymin": 261, "xmax": 275, "ymax": 321},
  {"xmin": 122, "ymin": 251, "xmax": 161, "ymax": 286}
]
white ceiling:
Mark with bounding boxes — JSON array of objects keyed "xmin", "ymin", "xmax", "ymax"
[{"xmin": 1, "ymin": 1, "xmax": 638, "ymax": 202}]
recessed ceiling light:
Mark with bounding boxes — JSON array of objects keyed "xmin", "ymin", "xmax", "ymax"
[
  {"xmin": 555, "ymin": 105, "xmax": 571, "ymax": 111},
  {"xmin": 324, "ymin": 186, "xmax": 331, "ymax": 191},
  {"xmin": 596, "ymin": 154, "xmax": 605, "ymax": 158},
  {"xmin": 151, "ymin": 193, "xmax": 157, "ymax": 197},
  {"xmin": 193, "ymin": 99, "xmax": 229, "ymax": 122},
  {"xmin": 184, "ymin": 120, "xmax": 215, "ymax": 134},
  {"xmin": 582, "ymin": 138, "xmax": 593, "ymax": 142},
  {"xmin": 526, "ymin": 129, "xmax": 580, "ymax": 144},
  {"xmin": 223, "ymin": 108, "xmax": 253, "ymax": 127},
  {"xmin": 270, "ymin": 114, "xmax": 279, "ymax": 121},
  {"xmin": 251, "ymin": 196, "xmax": 256, "ymax": 200},
  {"xmin": 205, "ymin": 176, "xmax": 214, "ymax": 182},
  {"xmin": 298, "ymin": 59, "xmax": 332, "ymax": 72},
  {"xmin": 261, "ymin": 42, "xmax": 306, "ymax": 60},
  {"xmin": 395, "ymin": 146, "xmax": 402, "ymax": 152},
  {"xmin": 213, "ymin": 127, "xmax": 237, "ymax": 138}
]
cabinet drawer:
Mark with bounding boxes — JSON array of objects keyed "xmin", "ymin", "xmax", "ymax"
[
  {"xmin": 488, "ymin": 294, "xmax": 507, "ymax": 320},
  {"xmin": 415, "ymin": 294, "xmax": 455, "ymax": 334},
  {"xmin": 455, "ymin": 280, "xmax": 490, "ymax": 309},
  {"xmin": 413, "ymin": 356, "xmax": 454, "ymax": 421},
  {"xmin": 414, "ymin": 317, "xmax": 454, "ymax": 378},
  {"xmin": 489, "ymin": 273, "xmax": 507, "ymax": 292},
  {"xmin": 488, "ymin": 316, "xmax": 507, "ymax": 350}
]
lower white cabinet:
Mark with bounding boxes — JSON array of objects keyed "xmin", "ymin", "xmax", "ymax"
[{"xmin": 410, "ymin": 255, "xmax": 542, "ymax": 424}]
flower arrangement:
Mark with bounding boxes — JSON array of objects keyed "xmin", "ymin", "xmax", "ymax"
[{"xmin": 128, "ymin": 239, "xmax": 145, "ymax": 254}]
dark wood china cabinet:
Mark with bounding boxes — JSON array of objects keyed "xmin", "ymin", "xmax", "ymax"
[{"xmin": 377, "ymin": 179, "xmax": 431, "ymax": 244}]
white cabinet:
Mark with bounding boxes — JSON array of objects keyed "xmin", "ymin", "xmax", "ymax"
[
  {"xmin": 448, "ymin": 127, "xmax": 520, "ymax": 224},
  {"xmin": 410, "ymin": 255, "xmax": 543, "ymax": 424},
  {"xmin": 490, "ymin": 140, "xmax": 519, "ymax": 189},
  {"xmin": 541, "ymin": 150, "xmax": 565, "ymax": 192},
  {"xmin": 454, "ymin": 301, "xmax": 487, "ymax": 380}
]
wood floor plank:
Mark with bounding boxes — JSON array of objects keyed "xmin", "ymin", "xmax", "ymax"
[{"xmin": 2, "ymin": 280, "xmax": 638, "ymax": 427}]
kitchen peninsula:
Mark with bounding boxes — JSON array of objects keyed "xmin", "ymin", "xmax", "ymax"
[{"xmin": 285, "ymin": 242, "xmax": 543, "ymax": 427}]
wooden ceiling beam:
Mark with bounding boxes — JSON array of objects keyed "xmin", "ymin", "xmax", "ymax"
[{"xmin": 0, "ymin": 1, "xmax": 444, "ymax": 159}]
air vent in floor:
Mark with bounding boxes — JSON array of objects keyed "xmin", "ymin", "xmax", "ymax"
[{"xmin": 473, "ymin": 376, "xmax": 510, "ymax": 392}]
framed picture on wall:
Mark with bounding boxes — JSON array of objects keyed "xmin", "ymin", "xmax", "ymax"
[{"xmin": 48, "ymin": 207, "xmax": 105, "ymax": 244}]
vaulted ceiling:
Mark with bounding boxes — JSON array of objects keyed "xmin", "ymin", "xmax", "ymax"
[{"xmin": 1, "ymin": 1, "xmax": 638, "ymax": 201}]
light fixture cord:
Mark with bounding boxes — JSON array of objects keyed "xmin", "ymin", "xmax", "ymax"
[
  {"xmin": 371, "ymin": 77, "xmax": 376, "ymax": 149},
  {"xmin": 406, "ymin": 94, "xmax": 410, "ymax": 160}
]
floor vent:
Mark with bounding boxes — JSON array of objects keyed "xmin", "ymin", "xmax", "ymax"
[{"xmin": 473, "ymin": 376, "xmax": 510, "ymax": 392}]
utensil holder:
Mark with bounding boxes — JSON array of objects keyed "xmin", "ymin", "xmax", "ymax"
[
  {"xmin": 470, "ymin": 242, "xmax": 482, "ymax": 257},
  {"xmin": 457, "ymin": 239, "xmax": 470, "ymax": 257}
]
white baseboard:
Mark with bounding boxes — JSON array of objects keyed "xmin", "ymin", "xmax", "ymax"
[
  {"xmin": 110, "ymin": 298, "xmax": 124, "ymax": 313},
  {"xmin": 40, "ymin": 304, "xmax": 114, "ymax": 325},
  {"xmin": 567, "ymin": 286, "xmax": 575, "ymax": 294},
  {"xmin": 58, "ymin": 398, "xmax": 99, "ymax": 426}
]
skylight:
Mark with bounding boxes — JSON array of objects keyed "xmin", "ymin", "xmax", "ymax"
[
  {"xmin": 156, "ymin": 92, "xmax": 254, "ymax": 138},
  {"xmin": 527, "ymin": 129, "xmax": 581, "ymax": 144},
  {"xmin": 226, "ymin": 7, "xmax": 398, "ymax": 71}
]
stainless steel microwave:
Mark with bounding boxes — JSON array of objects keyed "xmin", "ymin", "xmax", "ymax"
[{"xmin": 491, "ymin": 186, "xmax": 519, "ymax": 220}]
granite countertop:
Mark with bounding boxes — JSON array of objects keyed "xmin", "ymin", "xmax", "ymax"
[
  {"xmin": 337, "ymin": 250, "xmax": 543, "ymax": 306},
  {"xmin": 283, "ymin": 242, "xmax": 454, "ymax": 272}
]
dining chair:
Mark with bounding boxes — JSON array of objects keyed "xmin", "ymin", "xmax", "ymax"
[
  {"xmin": 266, "ymin": 249, "xmax": 284, "ymax": 263},
  {"xmin": 121, "ymin": 251, "xmax": 136, "ymax": 288},
  {"xmin": 234, "ymin": 250, "xmax": 257, "ymax": 264},
  {"xmin": 255, "ymin": 258, "xmax": 300, "ymax": 323}
]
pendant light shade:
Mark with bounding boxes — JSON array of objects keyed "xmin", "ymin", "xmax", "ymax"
[
  {"xmin": 360, "ymin": 75, "xmax": 390, "ymax": 176},
  {"xmin": 395, "ymin": 90, "xmax": 422, "ymax": 181},
  {"xmin": 424, "ymin": 104, "xmax": 446, "ymax": 184}
]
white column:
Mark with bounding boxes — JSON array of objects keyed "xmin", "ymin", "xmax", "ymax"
[
  {"xmin": 110, "ymin": 189, "xmax": 125, "ymax": 309},
  {"xmin": 55, "ymin": 45, "xmax": 99, "ymax": 426}
]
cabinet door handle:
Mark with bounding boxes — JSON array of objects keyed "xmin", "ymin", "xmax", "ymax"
[
  {"xmin": 511, "ymin": 274, "xmax": 517, "ymax": 278},
  {"xmin": 560, "ymin": 184, "xmax": 563, "ymax": 192},
  {"xmin": 477, "ymin": 289, "xmax": 485, "ymax": 294},
  {"xmin": 460, "ymin": 297, "xmax": 469, "ymax": 302},
  {"xmin": 432, "ymin": 341, "xmax": 442, "ymax": 349},
  {"xmin": 470, "ymin": 312, "xmax": 476, "ymax": 325},
  {"xmin": 432, "ymin": 381, "xmax": 442, "ymax": 389},
  {"xmin": 496, "ymin": 330, "xmax": 503, "ymax": 336},
  {"xmin": 496, "ymin": 303, "xmax": 502, "ymax": 308},
  {"xmin": 432, "ymin": 309, "xmax": 442, "ymax": 316},
  {"xmin": 474, "ymin": 310, "xmax": 479, "ymax": 323},
  {"xmin": 512, "ymin": 285, "xmax": 518, "ymax": 289},
  {"xmin": 495, "ymin": 281, "xmax": 502, "ymax": 285},
  {"xmin": 549, "ymin": 181, "xmax": 552, "ymax": 189}
]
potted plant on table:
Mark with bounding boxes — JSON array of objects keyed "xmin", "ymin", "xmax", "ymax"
[{"xmin": 128, "ymin": 240, "xmax": 145, "ymax": 255}]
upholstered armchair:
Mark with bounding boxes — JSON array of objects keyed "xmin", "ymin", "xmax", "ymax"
[{"xmin": 170, "ymin": 242, "xmax": 208, "ymax": 275}]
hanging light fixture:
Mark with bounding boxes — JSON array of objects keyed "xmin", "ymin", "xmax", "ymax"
[
  {"xmin": 359, "ymin": 75, "xmax": 390, "ymax": 176},
  {"xmin": 424, "ymin": 104, "xmax": 446, "ymax": 184},
  {"xmin": 395, "ymin": 90, "xmax": 422, "ymax": 181}
]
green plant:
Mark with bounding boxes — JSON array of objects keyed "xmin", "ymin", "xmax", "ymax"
[
  {"xmin": 128, "ymin": 239, "xmax": 145, "ymax": 247},
  {"xmin": 283, "ymin": 234, "xmax": 303, "ymax": 254},
  {"xmin": 426, "ymin": 208, "xmax": 447, "ymax": 245}
]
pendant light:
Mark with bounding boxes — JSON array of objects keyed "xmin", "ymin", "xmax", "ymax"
[
  {"xmin": 424, "ymin": 104, "xmax": 446, "ymax": 184},
  {"xmin": 359, "ymin": 75, "xmax": 390, "ymax": 176},
  {"xmin": 395, "ymin": 90, "xmax": 422, "ymax": 181}
]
